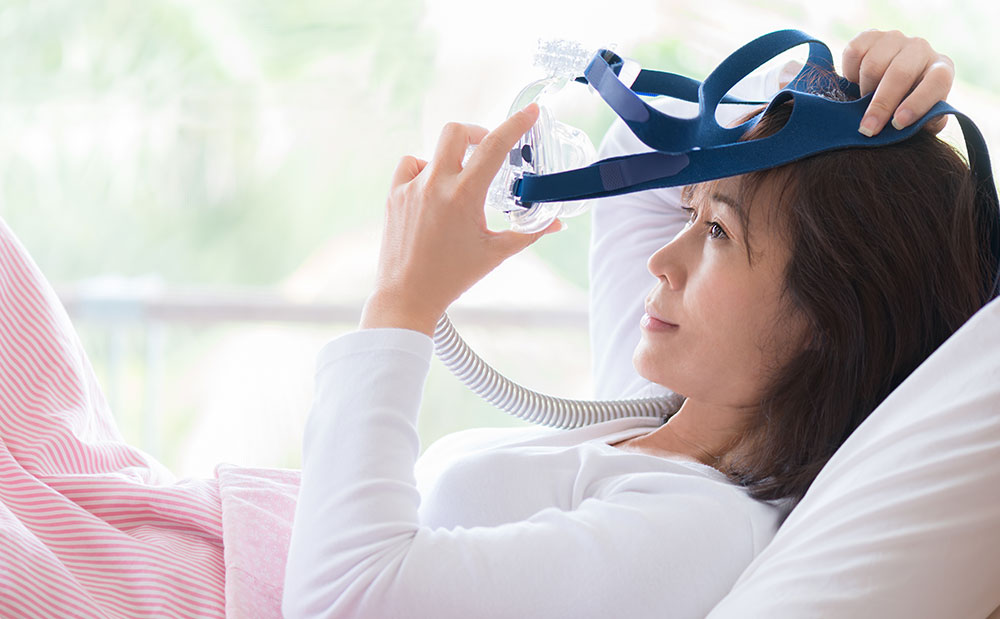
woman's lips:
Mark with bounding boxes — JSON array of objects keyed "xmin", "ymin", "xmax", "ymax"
[
  {"xmin": 641, "ymin": 304, "xmax": 679, "ymax": 331},
  {"xmin": 640, "ymin": 313, "xmax": 679, "ymax": 331}
]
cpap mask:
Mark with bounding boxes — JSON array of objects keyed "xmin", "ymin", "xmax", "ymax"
[
  {"xmin": 482, "ymin": 40, "xmax": 760, "ymax": 235},
  {"xmin": 480, "ymin": 39, "xmax": 632, "ymax": 234},
  {"xmin": 482, "ymin": 29, "xmax": 1000, "ymax": 299},
  {"xmin": 443, "ymin": 30, "xmax": 1000, "ymax": 430}
]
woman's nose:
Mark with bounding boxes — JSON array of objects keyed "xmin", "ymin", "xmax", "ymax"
[{"xmin": 647, "ymin": 236, "xmax": 686, "ymax": 290}]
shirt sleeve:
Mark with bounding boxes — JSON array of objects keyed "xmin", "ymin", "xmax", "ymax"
[
  {"xmin": 283, "ymin": 328, "xmax": 757, "ymax": 619},
  {"xmin": 588, "ymin": 68, "xmax": 784, "ymax": 400}
]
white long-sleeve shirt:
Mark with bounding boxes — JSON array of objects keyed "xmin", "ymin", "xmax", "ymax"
[{"xmin": 284, "ymin": 68, "xmax": 787, "ymax": 619}]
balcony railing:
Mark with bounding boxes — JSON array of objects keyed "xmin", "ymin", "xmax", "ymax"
[{"xmin": 56, "ymin": 282, "xmax": 589, "ymax": 455}]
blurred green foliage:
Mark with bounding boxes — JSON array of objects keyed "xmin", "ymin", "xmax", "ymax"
[{"xmin": 0, "ymin": 0, "xmax": 433, "ymax": 285}]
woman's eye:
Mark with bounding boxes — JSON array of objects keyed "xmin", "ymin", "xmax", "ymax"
[
  {"xmin": 681, "ymin": 206, "xmax": 728, "ymax": 240},
  {"xmin": 708, "ymin": 222, "xmax": 728, "ymax": 240}
]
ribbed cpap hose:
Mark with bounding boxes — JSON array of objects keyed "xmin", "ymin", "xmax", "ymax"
[{"xmin": 433, "ymin": 312, "xmax": 684, "ymax": 430}]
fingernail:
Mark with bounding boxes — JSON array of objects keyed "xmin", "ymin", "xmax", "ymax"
[
  {"xmin": 891, "ymin": 109, "xmax": 913, "ymax": 131},
  {"xmin": 858, "ymin": 115, "xmax": 878, "ymax": 137}
]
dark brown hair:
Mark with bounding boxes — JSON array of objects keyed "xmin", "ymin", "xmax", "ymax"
[{"xmin": 699, "ymin": 98, "xmax": 996, "ymax": 505}]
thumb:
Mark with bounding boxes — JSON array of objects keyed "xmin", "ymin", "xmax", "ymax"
[{"xmin": 491, "ymin": 219, "xmax": 564, "ymax": 258}]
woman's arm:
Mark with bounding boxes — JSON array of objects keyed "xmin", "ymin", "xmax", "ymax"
[
  {"xmin": 283, "ymin": 327, "xmax": 759, "ymax": 619},
  {"xmin": 286, "ymin": 102, "xmax": 760, "ymax": 618}
]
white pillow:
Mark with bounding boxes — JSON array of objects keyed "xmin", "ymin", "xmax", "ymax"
[{"xmin": 707, "ymin": 295, "xmax": 1000, "ymax": 619}]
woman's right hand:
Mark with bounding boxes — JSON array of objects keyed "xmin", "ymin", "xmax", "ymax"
[
  {"xmin": 841, "ymin": 29, "xmax": 955, "ymax": 137},
  {"xmin": 359, "ymin": 104, "xmax": 561, "ymax": 337}
]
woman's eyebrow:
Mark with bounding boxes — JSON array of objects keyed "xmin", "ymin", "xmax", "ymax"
[
  {"xmin": 712, "ymin": 192, "xmax": 745, "ymax": 228},
  {"xmin": 710, "ymin": 192, "xmax": 744, "ymax": 217}
]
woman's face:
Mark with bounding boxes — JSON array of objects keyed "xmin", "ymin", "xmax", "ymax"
[{"xmin": 633, "ymin": 176, "xmax": 809, "ymax": 409}]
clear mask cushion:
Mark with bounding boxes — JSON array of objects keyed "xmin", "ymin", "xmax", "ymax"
[{"xmin": 482, "ymin": 77, "xmax": 598, "ymax": 233}]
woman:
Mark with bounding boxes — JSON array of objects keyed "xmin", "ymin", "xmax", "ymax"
[{"xmin": 283, "ymin": 31, "xmax": 993, "ymax": 618}]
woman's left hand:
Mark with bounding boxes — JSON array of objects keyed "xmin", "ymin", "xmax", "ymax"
[
  {"xmin": 359, "ymin": 103, "xmax": 563, "ymax": 337},
  {"xmin": 841, "ymin": 29, "xmax": 955, "ymax": 137}
]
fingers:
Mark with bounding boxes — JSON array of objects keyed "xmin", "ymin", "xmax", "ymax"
[
  {"xmin": 840, "ymin": 30, "xmax": 873, "ymax": 85},
  {"xmin": 892, "ymin": 58, "xmax": 954, "ymax": 131},
  {"xmin": 390, "ymin": 155, "xmax": 429, "ymax": 188},
  {"xmin": 391, "ymin": 121, "xmax": 487, "ymax": 194},
  {"xmin": 431, "ymin": 122, "xmax": 488, "ymax": 174},
  {"xmin": 859, "ymin": 41, "xmax": 930, "ymax": 136},
  {"xmin": 843, "ymin": 29, "xmax": 954, "ymax": 137},
  {"xmin": 417, "ymin": 104, "xmax": 538, "ymax": 195},
  {"xmin": 489, "ymin": 218, "xmax": 564, "ymax": 257},
  {"xmin": 462, "ymin": 103, "xmax": 540, "ymax": 181},
  {"xmin": 853, "ymin": 30, "xmax": 908, "ymax": 97}
]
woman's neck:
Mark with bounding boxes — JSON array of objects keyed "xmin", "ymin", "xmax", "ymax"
[{"xmin": 615, "ymin": 398, "xmax": 749, "ymax": 467}]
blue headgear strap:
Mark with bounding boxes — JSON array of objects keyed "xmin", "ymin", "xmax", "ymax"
[{"xmin": 512, "ymin": 29, "xmax": 1000, "ymax": 299}]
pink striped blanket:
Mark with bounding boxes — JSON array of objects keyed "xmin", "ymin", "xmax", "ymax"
[{"xmin": 0, "ymin": 218, "xmax": 300, "ymax": 618}]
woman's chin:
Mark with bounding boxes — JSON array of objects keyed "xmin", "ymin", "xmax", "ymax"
[{"xmin": 632, "ymin": 346, "xmax": 679, "ymax": 390}]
